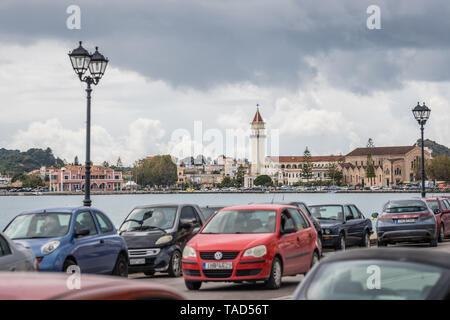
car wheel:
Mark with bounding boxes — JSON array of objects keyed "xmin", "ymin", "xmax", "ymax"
[
  {"xmin": 265, "ymin": 257, "xmax": 282, "ymax": 290},
  {"xmin": 336, "ymin": 233, "xmax": 346, "ymax": 251},
  {"xmin": 112, "ymin": 253, "xmax": 128, "ymax": 277},
  {"xmin": 377, "ymin": 240, "xmax": 387, "ymax": 247},
  {"xmin": 430, "ymin": 237, "xmax": 438, "ymax": 247},
  {"xmin": 62, "ymin": 258, "xmax": 77, "ymax": 272},
  {"xmin": 361, "ymin": 231, "xmax": 371, "ymax": 248},
  {"xmin": 438, "ymin": 225, "xmax": 445, "ymax": 243},
  {"xmin": 185, "ymin": 280, "xmax": 202, "ymax": 290},
  {"xmin": 317, "ymin": 236, "xmax": 323, "ymax": 256},
  {"xmin": 168, "ymin": 250, "xmax": 182, "ymax": 277},
  {"xmin": 144, "ymin": 270, "xmax": 155, "ymax": 276}
]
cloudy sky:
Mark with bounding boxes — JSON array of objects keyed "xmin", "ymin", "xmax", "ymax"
[{"xmin": 1, "ymin": 0, "xmax": 449, "ymax": 165}]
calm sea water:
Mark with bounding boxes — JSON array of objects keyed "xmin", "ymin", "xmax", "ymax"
[{"xmin": 0, "ymin": 192, "xmax": 442, "ymax": 230}]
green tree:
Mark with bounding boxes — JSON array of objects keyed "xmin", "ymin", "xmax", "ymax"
[
  {"xmin": 427, "ymin": 155, "xmax": 450, "ymax": 182},
  {"xmin": 254, "ymin": 175, "xmax": 273, "ymax": 187},
  {"xmin": 326, "ymin": 157, "xmax": 344, "ymax": 186},
  {"xmin": 301, "ymin": 147, "xmax": 313, "ymax": 182},
  {"xmin": 235, "ymin": 165, "xmax": 246, "ymax": 187},
  {"xmin": 132, "ymin": 155, "xmax": 177, "ymax": 187},
  {"xmin": 219, "ymin": 176, "xmax": 235, "ymax": 188}
]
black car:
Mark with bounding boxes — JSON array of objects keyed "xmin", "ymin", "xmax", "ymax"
[
  {"xmin": 293, "ymin": 248, "xmax": 450, "ymax": 300},
  {"xmin": 119, "ymin": 204, "xmax": 206, "ymax": 277},
  {"xmin": 372, "ymin": 199, "xmax": 438, "ymax": 247},
  {"xmin": 262, "ymin": 201, "xmax": 323, "ymax": 255},
  {"xmin": 309, "ymin": 204, "xmax": 372, "ymax": 250}
]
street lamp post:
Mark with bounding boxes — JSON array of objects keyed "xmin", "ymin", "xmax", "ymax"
[
  {"xmin": 69, "ymin": 41, "xmax": 108, "ymax": 207},
  {"xmin": 412, "ymin": 102, "xmax": 431, "ymax": 198}
]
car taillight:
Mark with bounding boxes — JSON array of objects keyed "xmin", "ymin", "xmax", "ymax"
[
  {"xmin": 419, "ymin": 212, "xmax": 434, "ymax": 218},
  {"xmin": 378, "ymin": 213, "xmax": 390, "ymax": 219}
]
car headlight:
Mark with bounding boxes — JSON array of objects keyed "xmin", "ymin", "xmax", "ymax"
[
  {"xmin": 182, "ymin": 245, "xmax": 197, "ymax": 259},
  {"xmin": 155, "ymin": 235, "xmax": 173, "ymax": 245},
  {"xmin": 41, "ymin": 240, "xmax": 60, "ymax": 255},
  {"xmin": 324, "ymin": 229, "xmax": 331, "ymax": 235},
  {"xmin": 243, "ymin": 245, "xmax": 267, "ymax": 258}
]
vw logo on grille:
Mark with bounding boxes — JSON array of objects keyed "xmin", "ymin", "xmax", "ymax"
[{"xmin": 214, "ymin": 251, "xmax": 223, "ymax": 260}]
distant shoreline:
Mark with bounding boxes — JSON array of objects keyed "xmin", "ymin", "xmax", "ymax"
[{"xmin": 1, "ymin": 190, "xmax": 449, "ymax": 196}]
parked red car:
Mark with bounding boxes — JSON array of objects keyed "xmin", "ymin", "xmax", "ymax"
[
  {"xmin": 0, "ymin": 272, "xmax": 185, "ymax": 300},
  {"xmin": 425, "ymin": 198, "xmax": 450, "ymax": 242},
  {"xmin": 182, "ymin": 204, "xmax": 320, "ymax": 290}
]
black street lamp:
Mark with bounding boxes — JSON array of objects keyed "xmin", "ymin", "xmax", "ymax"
[
  {"xmin": 69, "ymin": 41, "xmax": 109, "ymax": 207},
  {"xmin": 412, "ymin": 102, "xmax": 431, "ymax": 198}
]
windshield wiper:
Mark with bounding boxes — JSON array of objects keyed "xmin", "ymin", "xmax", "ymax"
[
  {"xmin": 122, "ymin": 218, "xmax": 144, "ymax": 224},
  {"xmin": 131, "ymin": 225, "xmax": 166, "ymax": 233}
]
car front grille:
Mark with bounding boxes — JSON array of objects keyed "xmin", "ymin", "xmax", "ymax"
[
  {"xmin": 128, "ymin": 248, "xmax": 161, "ymax": 257},
  {"xmin": 199, "ymin": 251, "xmax": 240, "ymax": 260},
  {"xmin": 202, "ymin": 269, "xmax": 233, "ymax": 278}
]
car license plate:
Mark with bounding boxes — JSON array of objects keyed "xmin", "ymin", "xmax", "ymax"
[
  {"xmin": 130, "ymin": 258, "xmax": 146, "ymax": 265},
  {"xmin": 203, "ymin": 262, "xmax": 233, "ymax": 270},
  {"xmin": 396, "ymin": 219, "xmax": 416, "ymax": 224}
]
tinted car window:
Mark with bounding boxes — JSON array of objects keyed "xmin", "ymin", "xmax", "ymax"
[
  {"xmin": 350, "ymin": 206, "xmax": 362, "ymax": 219},
  {"xmin": 383, "ymin": 200, "xmax": 429, "ymax": 214},
  {"xmin": 4, "ymin": 213, "xmax": 71, "ymax": 239},
  {"xmin": 344, "ymin": 206, "xmax": 354, "ymax": 220},
  {"xmin": 296, "ymin": 203, "xmax": 311, "ymax": 217},
  {"xmin": 120, "ymin": 207, "xmax": 177, "ymax": 232},
  {"xmin": 305, "ymin": 260, "xmax": 443, "ymax": 300},
  {"xmin": 288, "ymin": 209, "xmax": 309, "ymax": 230},
  {"xmin": 281, "ymin": 210, "xmax": 295, "ymax": 231},
  {"xmin": 0, "ymin": 235, "xmax": 12, "ymax": 257},
  {"xmin": 75, "ymin": 212, "xmax": 98, "ymax": 236},
  {"xmin": 94, "ymin": 212, "xmax": 114, "ymax": 233},
  {"xmin": 426, "ymin": 201, "xmax": 440, "ymax": 212},
  {"xmin": 180, "ymin": 206, "xmax": 199, "ymax": 222},
  {"xmin": 443, "ymin": 200, "xmax": 450, "ymax": 210}
]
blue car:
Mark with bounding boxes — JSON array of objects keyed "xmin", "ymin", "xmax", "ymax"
[{"xmin": 3, "ymin": 207, "xmax": 129, "ymax": 276}]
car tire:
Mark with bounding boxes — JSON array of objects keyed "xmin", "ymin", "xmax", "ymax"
[
  {"xmin": 265, "ymin": 257, "xmax": 282, "ymax": 290},
  {"xmin": 336, "ymin": 233, "xmax": 346, "ymax": 251},
  {"xmin": 185, "ymin": 280, "xmax": 202, "ymax": 290},
  {"xmin": 438, "ymin": 225, "xmax": 445, "ymax": 243},
  {"xmin": 308, "ymin": 251, "xmax": 320, "ymax": 273},
  {"xmin": 167, "ymin": 250, "xmax": 182, "ymax": 277},
  {"xmin": 144, "ymin": 270, "xmax": 155, "ymax": 276},
  {"xmin": 317, "ymin": 236, "xmax": 323, "ymax": 256},
  {"xmin": 360, "ymin": 231, "xmax": 371, "ymax": 248},
  {"xmin": 430, "ymin": 237, "xmax": 438, "ymax": 247},
  {"xmin": 112, "ymin": 253, "xmax": 128, "ymax": 277},
  {"xmin": 377, "ymin": 240, "xmax": 387, "ymax": 247},
  {"xmin": 62, "ymin": 258, "xmax": 77, "ymax": 272}
]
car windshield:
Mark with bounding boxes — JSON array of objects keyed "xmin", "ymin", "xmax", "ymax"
[
  {"xmin": 310, "ymin": 205, "xmax": 344, "ymax": 220},
  {"xmin": 4, "ymin": 213, "xmax": 72, "ymax": 239},
  {"xmin": 305, "ymin": 260, "xmax": 444, "ymax": 300},
  {"xmin": 120, "ymin": 207, "xmax": 177, "ymax": 232},
  {"xmin": 201, "ymin": 210, "xmax": 277, "ymax": 234},
  {"xmin": 384, "ymin": 200, "xmax": 429, "ymax": 214},
  {"xmin": 201, "ymin": 207, "xmax": 222, "ymax": 220}
]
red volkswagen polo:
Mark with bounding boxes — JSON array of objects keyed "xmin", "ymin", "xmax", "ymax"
[{"xmin": 182, "ymin": 204, "xmax": 320, "ymax": 290}]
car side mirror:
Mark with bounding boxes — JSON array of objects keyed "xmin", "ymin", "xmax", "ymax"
[
  {"xmin": 75, "ymin": 229, "xmax": 90, "ymax": 237},
  {"xmin": 371, "ymin": 212, "xmax": 379, "ymax": 219},
  {"xmin": 434, "ymin": 209, "xmax": 441, "ymax": 215},
  {"xmin": 281, "ymin": 227, "xmax": 296, "ymax": 235},
  {"xmin": 179, "ymin": 219, "xmax": 195, "ymax": 228}
]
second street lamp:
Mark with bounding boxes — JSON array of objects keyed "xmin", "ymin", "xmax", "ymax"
[
  {"xmin": 69, "ymin": 41, "xmax": 109, "ymax": 207},
  {"xmin": 412, "ymin": 102, "xmax": 431, "ymax": 198}
]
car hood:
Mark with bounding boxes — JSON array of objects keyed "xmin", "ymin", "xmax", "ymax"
[
  {"xmin": 120, "ymin": 230, "xmax": 166, "ymax": 249},
  {"xmin": 13, "ymin": 237, "xmax": 63, "ymax": 256},
  {"xmin": 318, "ymin": 220, "xmax": 342, "ymax": 228},
  {"xmin": 189, "ymin": 233, "xmax": 274, "ymax": 251}
]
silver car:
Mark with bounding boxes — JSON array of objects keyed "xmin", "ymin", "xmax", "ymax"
[{"xmin": 0, "ymin": 232, "xmax": 37, "ymax": 271}]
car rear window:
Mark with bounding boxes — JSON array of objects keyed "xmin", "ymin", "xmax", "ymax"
[
  {"xmin": 383, "ymin": 200, "xmax": 428, "ymax": 214},
  {"xmin": 305, "ymin": 260, "xmax": 444, "ymax": 300}
]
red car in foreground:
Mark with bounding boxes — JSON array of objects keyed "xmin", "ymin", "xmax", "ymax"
[
  {"xmin": 182, "ymin": 204, "xmax": 320, "ymax": 290},
  {"xmin": 0, "ymin": 272, "xmax": 184, "ymax": 300}
]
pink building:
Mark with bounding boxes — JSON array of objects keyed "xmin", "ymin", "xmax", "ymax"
[{"xmin": 49, "ymin": 165, "xmax": 123, "ymax": 192}]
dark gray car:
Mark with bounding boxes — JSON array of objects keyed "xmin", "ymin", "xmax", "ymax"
[
  {"xmin": 372, "ymin": 199, "xmax": 438, "ymax": 247},
  {"xmin": 119, "ymin": 204, "xmax": 206, "ymax": 277},
  {"xmin": 0, "ymin": 232, "xmax": 37, "ymax": 271},
  {"xmin": 293, "ymin": 248, "xmax": 450, "ymax": 300}
]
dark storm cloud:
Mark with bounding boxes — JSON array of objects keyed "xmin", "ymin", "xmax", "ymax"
[{"xmin": 1, "ymin": 0, "xmax": 450, "ymax": 92}]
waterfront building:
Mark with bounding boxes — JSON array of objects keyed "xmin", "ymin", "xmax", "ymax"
[
  {"xmin": 340, "ymin": 146, "xmax": 432, "ymax": 187},
  {"xmin": 49, "ymin": 165, "xmax": 123, "ymax": 192}
]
